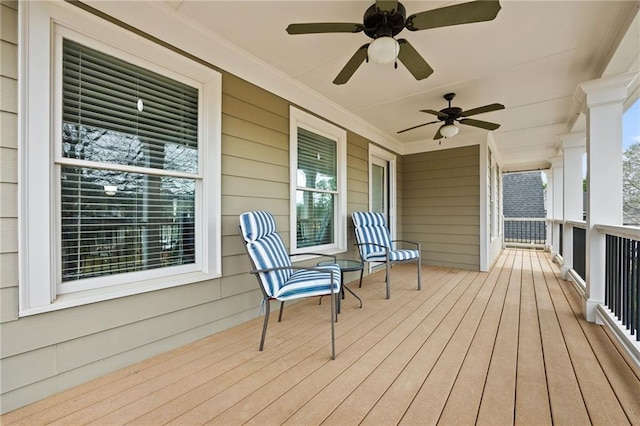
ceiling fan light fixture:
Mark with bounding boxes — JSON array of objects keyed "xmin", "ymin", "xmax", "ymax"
[
  {"xmin": 440, "ymin": 124, "xmax": 459, "ymax": 138},
  {"xmin": 367, "ymin": 36, "xmax": 399, "ymax": 64}
]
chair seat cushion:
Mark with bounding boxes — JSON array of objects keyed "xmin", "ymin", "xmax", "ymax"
[
  {"xmin": 364, "ymin": 249, "xmax": 420, "ymax": 262},
  {"xmin": 275, "ymin": 264, "xmax": 342, "ymax": 301}
]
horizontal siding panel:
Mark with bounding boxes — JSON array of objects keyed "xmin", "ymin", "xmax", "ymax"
[
  {"xmin": 0, "ymin": 4, "xmax": 18, "ymax": 45},
  {"xmin": 404, "ymin": 196, "xmax": 480, "ymax": 208},
  {"xmin": 222, "ymin": 156, "xmax": 288, "ymax": 183},
  {"xmin": 1, "ymin": 346, "xmax": 57, "ymax": 393},
  {"xmin": 403, "ymin": 152, "xmax": 478, "ymax": 168},
  {"xmin": 403, "ymin": 224, "xmax": 480, "ymax": 236},
  {"xmin": 0, "ymin": 286, "xmax": 16, "ymax": 322},
  {"xmin": 423, "ymin": 242, "xmax": 480, "ymax": 256},
  {"xmin": 222, "ymin": 175, "xmax": 288, "ymax": 199},
  {"xmin": 222, "ymin": 74, "xmax": 288, "ymax": 117},
  {"xmin": 0, "ymin": 252, "xmax": 17, "ymax": 288},
  {"xmin": 0, "ymin": 76, "xmax": 17, "ymax": 113},
  {"xmin": 403, "ymin": 174, "xmax": 479, "ymax": 188},
  {"xmin": 54, "ymin": 293, "xmax": 262, "ymax": 374},
  {"xmin": 347, "ymin": 138, "xmax": 368, "ymax": 159},
  {"xmin": 404, "ymin": 145, "xmax": 479, "ymax": 162},
  {"xmin": 220, "ymin": 273, "xmax": 261, "ymax": 299},
  {"xmin": 347, "ymin": 190, "xmax": 369, "ymax": 206},
  {"xmin": 222, "ymin": 115, "xmax": 287, "ymax": 149},
  {"xmin": 222, "ymin": 135, "xmax": 288, "ymax": 165},
  {"xmin": 0, "ymin": 217, "xmax": 17, "ymax": 252},
  {"xmin": 220, "ymin": 195, "xmax": 289, "ymax": 217},
  {"xmin": 0, "ymin": 40, "xmax": 18, "ymax": 79},
  {"xmin": 347, "ymin": 178, "xmax": 368, "ymax": 194},
  {"xmin": 348, "ymin": 167, "xmax": 368, "ymax": 184},
  {"xmin": 222, "ymin": 253, "xmax": 252, "ymax": 279},
  {"xmin": 347, "ymin": 155, "xmax": 367, "ymax": 172},
  {"xmin": 0, "ymin": 111, "xmax": 17, "ymax": 149},
  {"xmin": 403, "ymin": 205, "xmax": 479, "ymax": 217},
  {"xmin": 413, "ymin": 232, "xmax": 480, "ymax": 245},
  {"xmin": 221, "ymin": 235, "xmax": 246, "ymax": 259},
  {"xmin": 222, "ymin": 94, "xmax": 288, "ymax": 134},
  {"xmin": 0, "ymin": 278, "xmax": 223, "ymax": 359},
  {"xmin": 403, "ymin": 186, "xmax": 479, "ymax": 198},
  {"xmin": 403, "ymin": 166, "xmax": 479, "ymax": 181},
  {"xmin": 0, "ymin": 146, "xmax": 16, "ymax": 182},
  {"xmin": 424, "ymin": 251, "xmax": 479, "ymax": 268},
  {"xmin": 404, "ymin": 215, "xmax": 480, "ymax": 226}
]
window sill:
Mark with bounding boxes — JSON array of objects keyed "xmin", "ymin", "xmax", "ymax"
[{"xmin": 19, "ymin": 270, "xmax": 220, "ymax": 317}]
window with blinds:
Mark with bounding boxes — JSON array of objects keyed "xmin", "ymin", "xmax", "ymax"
[
  {"xmin": 296, "ymin": 127, "xmax": 337, "ymax": 248},
  {"xmin": 59, "ymin": 38, "xmax": 199, "ymax": 283}
]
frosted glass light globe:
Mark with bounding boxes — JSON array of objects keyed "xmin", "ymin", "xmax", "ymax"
[{"xmin": 367, "ymin": 37, "xmax": 399, "ymax": 64}]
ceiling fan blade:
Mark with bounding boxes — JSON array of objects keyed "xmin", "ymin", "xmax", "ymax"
[
  {"xmin": 459, "ymin": 118, "xmax": 501, "ymax": 131},
  {"xmin": 406, "ymin": 0, "xmax": 501, "ymax": 31},
  {"xmin": 376, "ymin": 0, "xmax": 398, "ymax": 13},
  {"xmin": 286, "ymin": 23, "xmax": 364, "ymax": 35},
  {"xmin": 397, "ymin": 120, "xmax": 440, "ymax": 134},
  {"xmin": 397, "ymin": 39, "xmax": 434, "ymax": 81},
  {"xmin": 461, "ymin": 103, "xmax": 505, "ymax": 117},
  {"xmin": 333, "ymin": 44, "xmax": 369, "ymax": 85},
  {"xmin": 433, "ymin": 126, "xmax": 444, "ymax": 140},
  {"xmin": 420, "ymin": 109, "xmax": 448, "ymax": 119}
]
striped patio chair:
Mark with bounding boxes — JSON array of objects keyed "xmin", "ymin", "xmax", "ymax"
[
  {"xmin": 352, "ymin": 211, "xmax": 421, "ymax": 299},
  {"xmin": 239, "ymin": 211, "xmax": 342, "ymax": 359}
]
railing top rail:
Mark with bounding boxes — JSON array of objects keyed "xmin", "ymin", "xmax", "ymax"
[
  {"xmin": 565, "ymin": 220, "xmax": 587, "ymax": 229},
  {"xmin": 504, "ymin": 217, "xmax": 547, "ymax": 222},
  {"xmin": 596, "ymin": 224, "xmax": 640, "ymax": 241}
]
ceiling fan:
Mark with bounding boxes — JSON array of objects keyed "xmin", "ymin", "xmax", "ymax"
[
  {"xmin": 286, "ymin": 0, "xmax": 501, "ymax": 85},
  {"xmin": 397, "ymin": 93, "xmax": 505, "ymax": 140}
]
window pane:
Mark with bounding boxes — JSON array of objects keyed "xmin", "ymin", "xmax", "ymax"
[
  {"xmin": 62, "ymin": 39, "xmax": 198, "ymax": 173},
  {"xmin": 61, "ymin": 166, "xmax": 195, "ymax": 282},
  {"xmin": 297, "ymin": 127, "xmax": 336, "ymax": 191},
  {"xmin": 296, "ymin": 190, "xmax": 334, "ymax": 248}
]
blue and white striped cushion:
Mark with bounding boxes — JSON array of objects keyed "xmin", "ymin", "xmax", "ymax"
[
  {"xmin": 352, "ymin": 212, "xmax": 420, "ymax": 262},
  {"xmin": 364, "ymin": 249, "xmax": 420, "ymax": 262},
  {"xmin": 240, "ymin": 210, "xmax": 277, "ymax": 242},
  {"xmin": 276, "ymin": 264, "xmax": 341, "ymax": 301},
  {"xmin": 352, "ymin": 212, "xmax": 393, "ymax": 259},
  {"xmin": 240, "ymin": 211, "xmax": 293, "ymax": 297}
]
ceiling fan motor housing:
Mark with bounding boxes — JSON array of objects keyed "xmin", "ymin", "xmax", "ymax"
[{"xmin": 363, "ymin": 2, "xmax": 407, "ymax": 38}]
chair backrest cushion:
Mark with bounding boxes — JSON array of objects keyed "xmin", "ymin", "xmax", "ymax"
[
  {"xmin": 352, "ymin": 212, "xmax": 393, "ymax": 259},
  {"xmin": 240, "ymin": 211, "xmax": 292, "ymax": 297}
]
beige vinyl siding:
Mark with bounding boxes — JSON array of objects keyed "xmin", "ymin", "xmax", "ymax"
[
  {"xmin": 346, "ymin": 132, "xmax": 370, "ymax": 261},
  {"xmin": 0, "ymin": 0, "xmax": 18, "ymax": 326},
  {"xmin": 402, "ymin": 145, "xmax": 480, "ymax": 270}
]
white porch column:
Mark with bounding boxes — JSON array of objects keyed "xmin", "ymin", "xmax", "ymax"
[
  {"xmin": 579, "ymin": 73, "xmax": 637, "ymax": 322},
  {"xmin": 543, "ymin": 169, "xmax": 554, "ymax": 251},
  {"xmin": 550, "ymin": 156, "xmax": 564, "ymax": 260},
  {"xmin": 559, "ymin": 132, "xmax": 586, "ymax": 279}
]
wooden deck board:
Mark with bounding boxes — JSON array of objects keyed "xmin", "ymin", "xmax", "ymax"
[
  {"xmin": 530, "ymin": 250, "xmax": 591, "ymax": 424},
  {"xmin": 476, "ymin": 250, "xmax": 522, "ymax": 426},
  {"xmin": 437, "ymin": 250, "xmax": 515, "ymax": 425},
  {"xmin": 3, "ymin": 249, "xmax": 640, "ymax": 426}
]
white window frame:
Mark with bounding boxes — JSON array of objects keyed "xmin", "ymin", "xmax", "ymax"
[
  {"xmin": 19, "ymin": 1, "xmax": 222, "ymax": 315},
  {"xmin": 289, "ymin": 106, "xmax": 347, "ymax": 255}
]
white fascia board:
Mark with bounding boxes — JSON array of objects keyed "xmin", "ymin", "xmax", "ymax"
[{"xmin": 82, "ymin": 0, "xmax": 405, "ymax": 155}]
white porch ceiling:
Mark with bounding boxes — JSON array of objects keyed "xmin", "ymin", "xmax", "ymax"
[{"xmin": 163, "ymin": 0, "xmax": 639, "ymax": 171}]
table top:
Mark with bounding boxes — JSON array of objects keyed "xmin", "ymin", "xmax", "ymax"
[{"xmin": 318, "ymin": 259, "xmax": 363, "ymax": 272}]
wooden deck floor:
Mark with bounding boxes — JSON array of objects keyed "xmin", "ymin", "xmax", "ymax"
[{"xmin": 3, "ymin": 249, "xmax": 640, "ymax": 425}]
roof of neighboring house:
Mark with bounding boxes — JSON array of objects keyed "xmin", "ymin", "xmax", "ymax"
[{"xmin": 503, "ymin": 172, "xmax": 546, "ymax": 218}]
